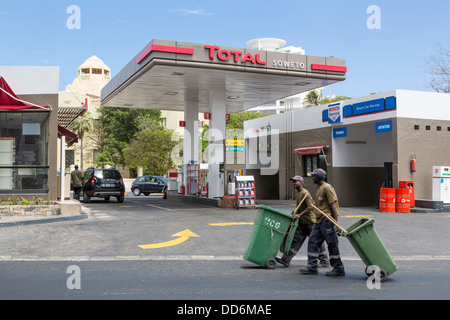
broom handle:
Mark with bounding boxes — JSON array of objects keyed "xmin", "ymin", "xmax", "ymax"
[
  {"xmin": 311, "ymin": 204, "xmax": 348, "ymax": 234},
  {"xmin": 293, "ymin": 194, "xmax": 308, "ymax": 215}
]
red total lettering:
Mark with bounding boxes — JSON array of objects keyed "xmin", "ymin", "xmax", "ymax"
[
  {"xmin": 231, "ymin": 51, "xmax": 243, "ymax": 62},
  {"xmin": 218, "ymin": 50, "xmax": 231, "ymax": 61},
  {"xmin": 241, "ymin": 52, "xmax": 255, "ymax": 64},
  {"xmin": 205, "ymin": 45, "xmax": 266, "ymax": 65},
  {"xmin": 205, "ymin": 45, "xmax": 220, "ymax": 59},
  {"xmin": 255, "ymin": 54, "xmax": 267, "ymax": 65}
]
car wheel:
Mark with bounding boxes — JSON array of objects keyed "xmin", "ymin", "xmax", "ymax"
[
  {"xmin": 132, "ymin": 188, "xmax": 141, "ymax": 196},
  {"xmin": 83, "ymin": 190, "xmax": 91, "ymax": 203},
  {"xmin": 104, "ymin": 196, "xmax": 110, "ymax": 201},
  {"xmin": 117, "ymin": 194, "xmax": 124, "ymax": 203}
]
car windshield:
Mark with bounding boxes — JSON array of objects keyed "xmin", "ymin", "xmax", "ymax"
[{"xmin": 94, "ymin": 170, "xmax": 121, "ymax": 179}]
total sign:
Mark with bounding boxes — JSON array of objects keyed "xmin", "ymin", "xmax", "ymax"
[
  {"xmin": 205, "ymin": 45, "xmax": 267, "ymax": 65},
  {"xmin": 328, "ymin": 102, "xmax": 343, "ymax": 124}
]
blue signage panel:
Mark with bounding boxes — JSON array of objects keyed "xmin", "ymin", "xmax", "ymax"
[
  {"xmin": 333, "ymin": 127, "xmax": 347, "ymax": 138},
  {"xmin": 375, "ymin": 120, "xmax": 393, "ymax": 133},
  {"xmin": 322, "ymin": 109, "xmax": 328, "ymax": 122},
  {"xmin": 385, "ymin": 96, "xmax": 396, "ymax": 110},
  {"xmin": 352, "ymin": 98, "xmax": 385, "ymax": 116},
  {"xmin": 343, "ymin": 105, "xmax": 352, "ymax": 117}
]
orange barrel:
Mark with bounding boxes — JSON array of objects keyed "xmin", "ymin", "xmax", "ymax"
[
  {"xmin": 379, "ymin": 188, "xmax": 396, "ymax": 212},
  {"xmin": 396, "ymin": 188, "xmax": 410, "ymax": 213},
  {"xmin": 399, "ymin": 181, "xmax": 415, "ymax": 207}
]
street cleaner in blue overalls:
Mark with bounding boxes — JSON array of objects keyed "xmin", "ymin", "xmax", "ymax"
[
  {"xmin": 275, "ymin": 175, "xmax": 329, "ymax": 268},
  {"xmin": 300, "ymin": 169, "xmax": 346, "ymax": 276}
]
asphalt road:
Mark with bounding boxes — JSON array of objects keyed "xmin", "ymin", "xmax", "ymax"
[{"xmin": 0, "ymin": 194, "xmax": 449, "ymax": 301}]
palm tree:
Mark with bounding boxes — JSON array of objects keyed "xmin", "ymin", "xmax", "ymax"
[
  {"xmin": 303, "ymin": 90, "xmax": 322, "ymax": 108},
  {"xmin": 69, "ymin": 112, "xmax": 94, "ymax": 171}
]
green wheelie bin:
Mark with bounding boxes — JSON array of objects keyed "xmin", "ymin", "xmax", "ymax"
[
  {"xmin": 339, "ymin": 218, "xmax": 398, "ymax": 281},
  {"xmin": 243, "ymin": 205, "xmax": 299, "ymax": 269}
]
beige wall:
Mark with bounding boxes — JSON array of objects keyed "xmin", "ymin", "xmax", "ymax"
[{"xmin": 396, "ymin": 118, "xmax": 450, "ymax": 200}]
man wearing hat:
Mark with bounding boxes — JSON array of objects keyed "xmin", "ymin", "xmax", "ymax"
[
  {"xmin": 275, "ymin": 175, "xmax": 329, "ymax": 268},
  {"xmin": 300, "ymin": 168, "xmax": 345, "ymax": 276}
]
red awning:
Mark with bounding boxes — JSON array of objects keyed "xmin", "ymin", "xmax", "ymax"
[
  {"xmin": 294, "ymin": 146, "xmax": 327, "ymax": 155},
  {"xmin": 58, "ymin": 125, "xmax": 79, "ymax": 147},
  {"xmin": 0, "ymin": 76, "xmax": 50, "ymax": 111}
]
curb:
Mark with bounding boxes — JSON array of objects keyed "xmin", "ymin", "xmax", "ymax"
[{"xmin": 0, "ymin": 213, "xmax": 88, "ymax": 228}]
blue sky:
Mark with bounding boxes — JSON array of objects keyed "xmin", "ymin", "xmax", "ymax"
[{"xmin": 0, "ymin": 0, "xmax": 449, "ymax": 99}]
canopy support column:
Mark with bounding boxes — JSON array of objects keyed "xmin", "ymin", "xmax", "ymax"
[{"xmin": 207, "ymin": 89, "xmax": 226, "ymax": 199}]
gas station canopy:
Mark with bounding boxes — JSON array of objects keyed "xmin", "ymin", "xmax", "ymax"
[{"xmin": 101, "ymin": 39, "xmax": 347, "ymax": 113}]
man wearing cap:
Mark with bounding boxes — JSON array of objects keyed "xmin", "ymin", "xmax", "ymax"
[
  {"xmin": 275, "ymin": 175, "xmax": 329, "ymax": 268},
  {"xmin": 300, "ymin": 168, "xmax": 345, "ymax": 276}
]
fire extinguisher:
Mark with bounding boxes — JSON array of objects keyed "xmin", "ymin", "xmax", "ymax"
[{"xmin": 410, "ymin": 154, "xmax": 417, "ymax": 172}]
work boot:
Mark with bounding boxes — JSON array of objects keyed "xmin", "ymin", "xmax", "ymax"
[
  {"xmin": 299, "ymin": 267, "xmax": 318, "ymax": 275},
  {"xmin": 275, "ymin": 257, "xmax": 290, "ymax": 267},
  {"xmin": 318, "ymin": 261, "xmax": 330, "ymax": 268},
  {"xmin": 325, "ymin": 269, "xmax": 345, "ymax": 276}
]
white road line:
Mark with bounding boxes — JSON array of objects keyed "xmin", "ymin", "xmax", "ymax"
[{"xmin": 0, "ymin": 255, "xmax": 449, "ymax": 262}]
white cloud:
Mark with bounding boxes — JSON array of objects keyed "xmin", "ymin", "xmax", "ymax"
[{"xmin": 170, "ymin": 7, "xmax": 212, "ymax": 17}]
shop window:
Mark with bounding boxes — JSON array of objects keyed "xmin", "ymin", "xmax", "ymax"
[
  {"xmin": 66, "ymin": 150, "xmax": 75, "ymax": 168},
  {"xmin": 0, "ymin": 111, "xmax": 50, "ymax": 192},
  {"xmin": 303, "ymin": 155, "xmax": 319, "ymax": 177}
]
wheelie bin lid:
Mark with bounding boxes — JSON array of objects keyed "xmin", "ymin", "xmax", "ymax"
[
  {"xmin": 339, "ymin": 218, "xmax": 375, "ymax": 237},
  {"xmin": 255, "ymin": 205, "xmax": 294, "ymax": 219}
]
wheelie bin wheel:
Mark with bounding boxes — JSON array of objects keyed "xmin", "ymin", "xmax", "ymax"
[
  {"xmin": 365, "ymin": 266, "xmax": 388, "ymax": 282},
  {"xmin": 265, "ymin": 258, "xmax": 276, "ymax": 269}
]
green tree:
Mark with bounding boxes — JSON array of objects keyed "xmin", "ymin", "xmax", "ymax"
[
  {"xmin": 69, "ymin": 111, "xmax": 94, "ymax": 170},
  {"xmin": 96, "ymin": 107, "xmax": 162, "ymax": 167},
  {"xmin": 123, "ymin": 128, "xmax": 177, "ymax": 176},
  {"xmin": 320, "ymin": 96, "xmax": 351, "ymax": 105},
  {"xmin": 303, "ymin": 90, "xmax": 322, "ymax": 107},
  {"xmin": 200, "ymin": 111, "xmax": 266, "ymax": 152}
]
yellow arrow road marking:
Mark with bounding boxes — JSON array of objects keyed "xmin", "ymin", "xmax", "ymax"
[
  {"xmin": 138, "ymin": 230, "xmax": 199, "ymax": 249},
  {"xmin": 209, "ymin": 222, "xmax": 254, "ymax": 227}
]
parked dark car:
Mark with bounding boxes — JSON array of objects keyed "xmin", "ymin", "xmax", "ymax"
[
  {"xmin": 131, "ymin": 175, "xmax": 168, "ymax": 196},
  {"xmin": 81, "ymin": 168, "xmax": 125, "ymax": 203}
]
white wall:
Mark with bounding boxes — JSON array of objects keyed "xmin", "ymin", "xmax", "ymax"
[
  {"xmin": 0, "ymin": 66, "xmax": 60, "ymax": 94},
  {"xmin": 396, "ymin": 90, "xmax": 450, "ymax": 120},
  {"xmin": 332, "ymin": 124, "xmax": 393, "ymax": 167}
]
